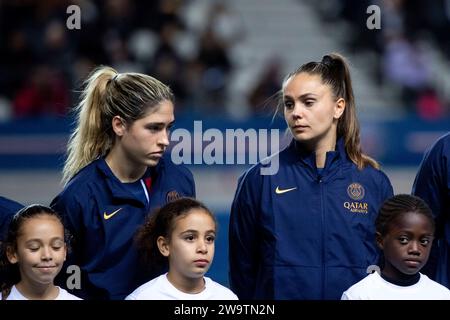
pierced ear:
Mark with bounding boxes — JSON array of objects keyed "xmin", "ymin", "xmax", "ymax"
[
  {"xmin": 111, "ymin": 116, "xmax": 126, "ymax": 137},
  {"xmin": 334, "ymin": 98, "xmax": 346, "ymax": 119},
  {"xmin": 157, "ymin": 236, "xmax": 170, "ymax": 257},
  {"xmin": 376, "ymin": 232, "xmax": 384, "ymax": 250},
  {"xmin": 6, "ymin": 246, "xmax": 18, "ymax": 264}
]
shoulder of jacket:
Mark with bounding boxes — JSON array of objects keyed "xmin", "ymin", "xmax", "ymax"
[
  {"xmin": 429, "ymin": 132, "xmax": 450, "ymax": 155},
  {"xmin": 367, "ymin": 165, "xmax": 391, "ymax": 182},
  {"xmin": 59, "ymin": 163, "xmax": 101, "ymax": 201},
  {"xmin": 238, "ymin": 162, "xmax": 264, "ymax": 185},
  {"xmin": 65, "ymin": 166, "xmax": 97, "ymax": 189},
  {"xmin": 355, "ymin": 163, "xmax": 390, "ymax": 179},
  {"xmin": 161, "ymin": 157, "xmax": 194, "ymax": 181},
  {"xmin": 239, "ymin": 146, "xmax": 291, "ymax": 182},
  {"xmin": 436, "ymin": 132, "xmax": 450, "ymax": 146}
]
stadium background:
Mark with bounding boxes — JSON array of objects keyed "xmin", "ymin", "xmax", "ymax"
[{"xmin": 1, "ymin": 0, "xmax": 449, "ymax": 287}]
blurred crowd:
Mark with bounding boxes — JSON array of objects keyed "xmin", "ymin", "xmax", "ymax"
[
  {"xmin": 314, "ymin": 0, "xmax": 450, "ymax": 119},
  {"xmin": 0, "ymin": 0, "xmax": 242, "ymax": 119},
  {"xmin": 0, "ymin": 0, "xmax": 449, "ymax": 120}
]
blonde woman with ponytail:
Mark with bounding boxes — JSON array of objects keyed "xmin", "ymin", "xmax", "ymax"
[
  {"xmin": 51, "ymin": 66, "xmax": 195, "ymax": 300},
  {"xmin": 229, "ymin": 53, "xmax": 394, "ymax": 300}
]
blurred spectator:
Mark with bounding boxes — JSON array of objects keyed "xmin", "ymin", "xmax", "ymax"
[
  {"xmin": 416, "ymin": 87, "xmax": 447, "ymax": 120},
  {"xmin": 193, "ymin": 27, "xmax": 232, "ymax": 113},
  {"xmin": 149, "ymin": 21, "xmax": 187, "ymax": 108},
  {"xmin": 0, "ymin": 30, "xmax": 34, "ymax": 100},
  {"xmin": 404, "ymin": 0, "xmax": 450, "ymax": 60},
  {"xmin": 13, "ymin": 65, "xmax": 69, "ymax": 118},
  {"xmin": 248, "ymin": 58, "xmax": 283, "ymax": 115},
  {"xmin": 152, "ymin": 0, "xmax": 184, "ymax": 32},
  {"xmin": 101, "ymin": 0, "xmax": 136, "ymax": 39},
  {"xmin": 207, "ymin": 1, "xmax": 244, "ymax": 48},
  {"xmin": 382, "ymin": 35, "xmax": 430, "ymax": 110}
]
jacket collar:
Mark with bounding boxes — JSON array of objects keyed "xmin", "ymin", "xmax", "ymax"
[
  {"xmin": 95, "ymin": 158, "xmax": 158, "ymax": 205},
  {"xmin": 287, "ymin": 137, "xmax": 348, "ymax": 175}
]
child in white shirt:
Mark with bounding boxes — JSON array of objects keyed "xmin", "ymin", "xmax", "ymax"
[
  {"xmin": 0, "ymin": 204, "xmax": 81, "ymax": 300},
  {"xmin": 342, "ymin": 194, "xmax": 450, "ymax": 300},
  {"xmin": 126, "ymin": 198, "xmax": 237, "ymax": 300}
]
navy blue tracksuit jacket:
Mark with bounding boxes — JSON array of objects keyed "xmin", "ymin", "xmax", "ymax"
[
  {"xmin": 413, "ymin": 132, "xmax": 450, "ymax": 288},
  {"xmin": 0, "ymin": 196, "xmax": 23, "ymax": 240},
  {"xmin": 229, "ymin": 139, "xmax": 393, "ymax": 300},
  {"xmin": 51, "ymin": 155, "xmax": 195, "ymax": 299},
  {"xmin": 0, "ymin": 196, "xmax": 23, "ymax": 287}
]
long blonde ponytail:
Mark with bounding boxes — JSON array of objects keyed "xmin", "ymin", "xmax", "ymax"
[
  {"xmin": 62, "ymin": 67, "xmax": 117, "ymax": 185},
  {"xmin": 62, "ymin": 66, "xmax": 174, "ymax": 185}
]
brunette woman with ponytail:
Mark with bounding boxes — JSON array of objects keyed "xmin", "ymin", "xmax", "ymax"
[{"xmin": 229, "ymin": 53, "xmax": 394, "ymax": 300}]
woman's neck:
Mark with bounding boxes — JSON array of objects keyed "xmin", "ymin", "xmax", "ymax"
[
  {"xmin": 313, "ymin": 137, "xmax": 336, "ymax": 168},
  {"xmin": 16, "ymin": 280, "xmax": 59, "ymax": 300},
  {"xmin": 105, "ymin": 148, "xmax": 147, "ymax": 183},
  {"xmin": 166, "ymin": 271, "xmax": 206, "ymax": 294},
  {"xmin": 299, "ymin": 127, "xmax": 337, "ymax": 168}
]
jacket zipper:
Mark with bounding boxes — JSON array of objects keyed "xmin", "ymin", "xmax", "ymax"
[{"xmin": 318, "ymin": 174, "xmax": 325, "ymax": 299}]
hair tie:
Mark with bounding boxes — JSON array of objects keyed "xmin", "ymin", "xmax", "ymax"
[
  {"xmin": 321, "ymin": 55, "xmax": 334, "ymax": 68},
  {"xmin": 108, "ymin": 73, "xmax": 120, "ymax": 87}
]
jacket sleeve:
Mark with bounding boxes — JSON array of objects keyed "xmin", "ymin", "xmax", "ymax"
[
  {"xmin": 50, "ymin": 189, "xmax": 84, "ymax": 287},
  {"xmin": 380, "ymin": 171, "xmax": 394, "ymax": 202},
  {"xmin": 412, "ymin": 139, "xmax": 447, "ymax": 221},
  {"xmin": 412, "ymin": 136, "xmax": 448, "ymax": 278},
  {"xmin": 187, "ymin": 169, "xmax": 196, "ymax": 198},
  {"xmin": 51, "ymin": 190, "xmax": 83, "ymax": 240},
  {"xmin": 228, "ymin": 169, "xmax": 261, "ymax": 299},
  {"xmin": 0, "ymin": 196, "xmax": 23, "ymax": 240},
  {"xmin": 178, "ymin": 165, "xmax": 196, "ymax": 198}
]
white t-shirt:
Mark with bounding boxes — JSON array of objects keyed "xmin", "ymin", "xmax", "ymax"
[
  {"xmin": 342, "ymin": 272, "xmax": 450, "ymax": 300},
  {"xmin": 125, "ymin": 273, "xmax": 238, "ymax": 300},
  {"xmin": 2, "ymin": 285, "xmax": 82, "ymax": 300}
]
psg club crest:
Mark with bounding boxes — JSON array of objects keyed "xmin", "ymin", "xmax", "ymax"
[
  {"xmin": 347, "ymin": 183, "xmax": 365, "ymax": 201},
  {"xmin": 166, "ymin": 190, "xmax": 181, "ymax": 203}
]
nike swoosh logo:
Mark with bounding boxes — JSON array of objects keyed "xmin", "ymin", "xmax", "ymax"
[
  {"xmin": 275, "ymin": 186, "xmax": 297, "ymax": 194},
  {"xmin": 103, "ymin": 208, "xmax": 123, "ymax": 220}
]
